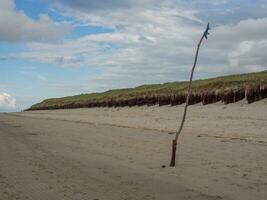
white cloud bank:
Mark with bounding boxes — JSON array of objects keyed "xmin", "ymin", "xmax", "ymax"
[
  {"xmin": 19, "ymin": 9, "xmax": 267, "ymax": 90},
  {"xmin": 0, "ymin": 92, "xmax": 16, "ymax": 108},
  {"xmin": 0, "ymin": 0, "xmax": 71, "ymax": 42},
  {"xmin": 2, "ymin": 0, "xmax": 267, "ymax": 93}
]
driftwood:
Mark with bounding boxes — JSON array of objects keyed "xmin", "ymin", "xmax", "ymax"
[{"xmin": 169, "ymin": 23, "xmax": 210, "ymax": 167}]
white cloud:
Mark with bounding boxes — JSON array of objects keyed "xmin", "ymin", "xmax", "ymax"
[
  {"xmin": 7, "ymin": 0, "xmax": 267, "ymax": 92},
  {"xmin": 205, "ymin": 18, "xmax": 267, "ymax": 74},
  {"xmin": 210, "ymin": 18, "xmax": 267, "ymax": 48},
  {"xmin": 0, "ymin": 0, "xmax": 71, "ymax": 42},
  {"xmin": 175, "ymin": 0, "xmax": 267, "ymax": 25},
  {"xmin": 0, "ymin": 92, "xmax": 16, "ymax": 108},
  {"xmin": 53, "ymin": 0, "xmax": 204, "ymax": 27},
  {"xmin": 53, "ymin": 0, "xmax": 157, "ymax": 12},
  {"xmin": 227, "ymin": 40, "xmax": 267, "ymax": 73}
]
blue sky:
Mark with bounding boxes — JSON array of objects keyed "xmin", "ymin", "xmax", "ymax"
[{"xmin": 0, "ymin": 0, "xmax": 267, "ymax": 112}]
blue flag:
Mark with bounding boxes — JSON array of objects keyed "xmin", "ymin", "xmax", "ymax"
[{"xmin": 204, "ymin": 23, "xmax": 210, "ymax": 39}]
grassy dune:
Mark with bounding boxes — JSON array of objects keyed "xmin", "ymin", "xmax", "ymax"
[{"xmin": 28, "ymin": 70, "xmax": 267, "ymax": 110}]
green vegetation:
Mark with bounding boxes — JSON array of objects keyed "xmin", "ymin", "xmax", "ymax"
[{"xmin": 29, "ymin": 70, "xmax": 267, "ymax": 110}]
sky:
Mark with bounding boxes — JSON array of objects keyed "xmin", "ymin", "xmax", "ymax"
[{"xmin": 0, "ymin": 0, "xmax": 267, "ymax": 112}]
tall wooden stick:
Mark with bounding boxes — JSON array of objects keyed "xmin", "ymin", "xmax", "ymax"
[{"xmin": 170, "ymin": 23, "xmax": 210, "ymax": 167}]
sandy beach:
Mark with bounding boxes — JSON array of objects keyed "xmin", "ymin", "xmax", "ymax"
[{"xmin": 0, "ymin": 100, "xmax": 267, "ymax": 200}]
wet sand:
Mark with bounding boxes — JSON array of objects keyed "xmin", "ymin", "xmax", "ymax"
[{"xmin": 0, "ymin": 100, "xmax": 267, "ymax": 199}]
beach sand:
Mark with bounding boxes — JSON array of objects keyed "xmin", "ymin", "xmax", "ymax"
[{"xmin": 0, "ymin": 100, "xmax": 266, "ymax": 199}]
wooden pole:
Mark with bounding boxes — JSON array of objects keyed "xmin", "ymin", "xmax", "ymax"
[{"xmin": 170, "ymin": 23, "xmax": 210, "ymax": 167}]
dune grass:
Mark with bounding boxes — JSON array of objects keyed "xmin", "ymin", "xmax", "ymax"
[{"xmin": 29, "ymin": 70, "xmax": 267, "ymax": 110}]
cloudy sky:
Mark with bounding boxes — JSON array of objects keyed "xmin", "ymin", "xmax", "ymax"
[{"xmin": 1, "ymin": 0, "xmax": 267, "ymax": 111}]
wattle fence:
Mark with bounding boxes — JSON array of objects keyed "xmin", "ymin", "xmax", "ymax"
[{"xmin": 28, "ymin": 84, "xmax": 267, "ymax": 111}]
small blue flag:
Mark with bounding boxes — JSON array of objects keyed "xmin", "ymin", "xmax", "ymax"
[{"xmin": 204, "ymin": 23, "xmax": 210, "ymax": 39}]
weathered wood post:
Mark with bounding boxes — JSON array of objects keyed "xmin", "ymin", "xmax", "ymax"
[{"xmin": 170, "ymin": 23, "xmax": 210, "ymax": 167}]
